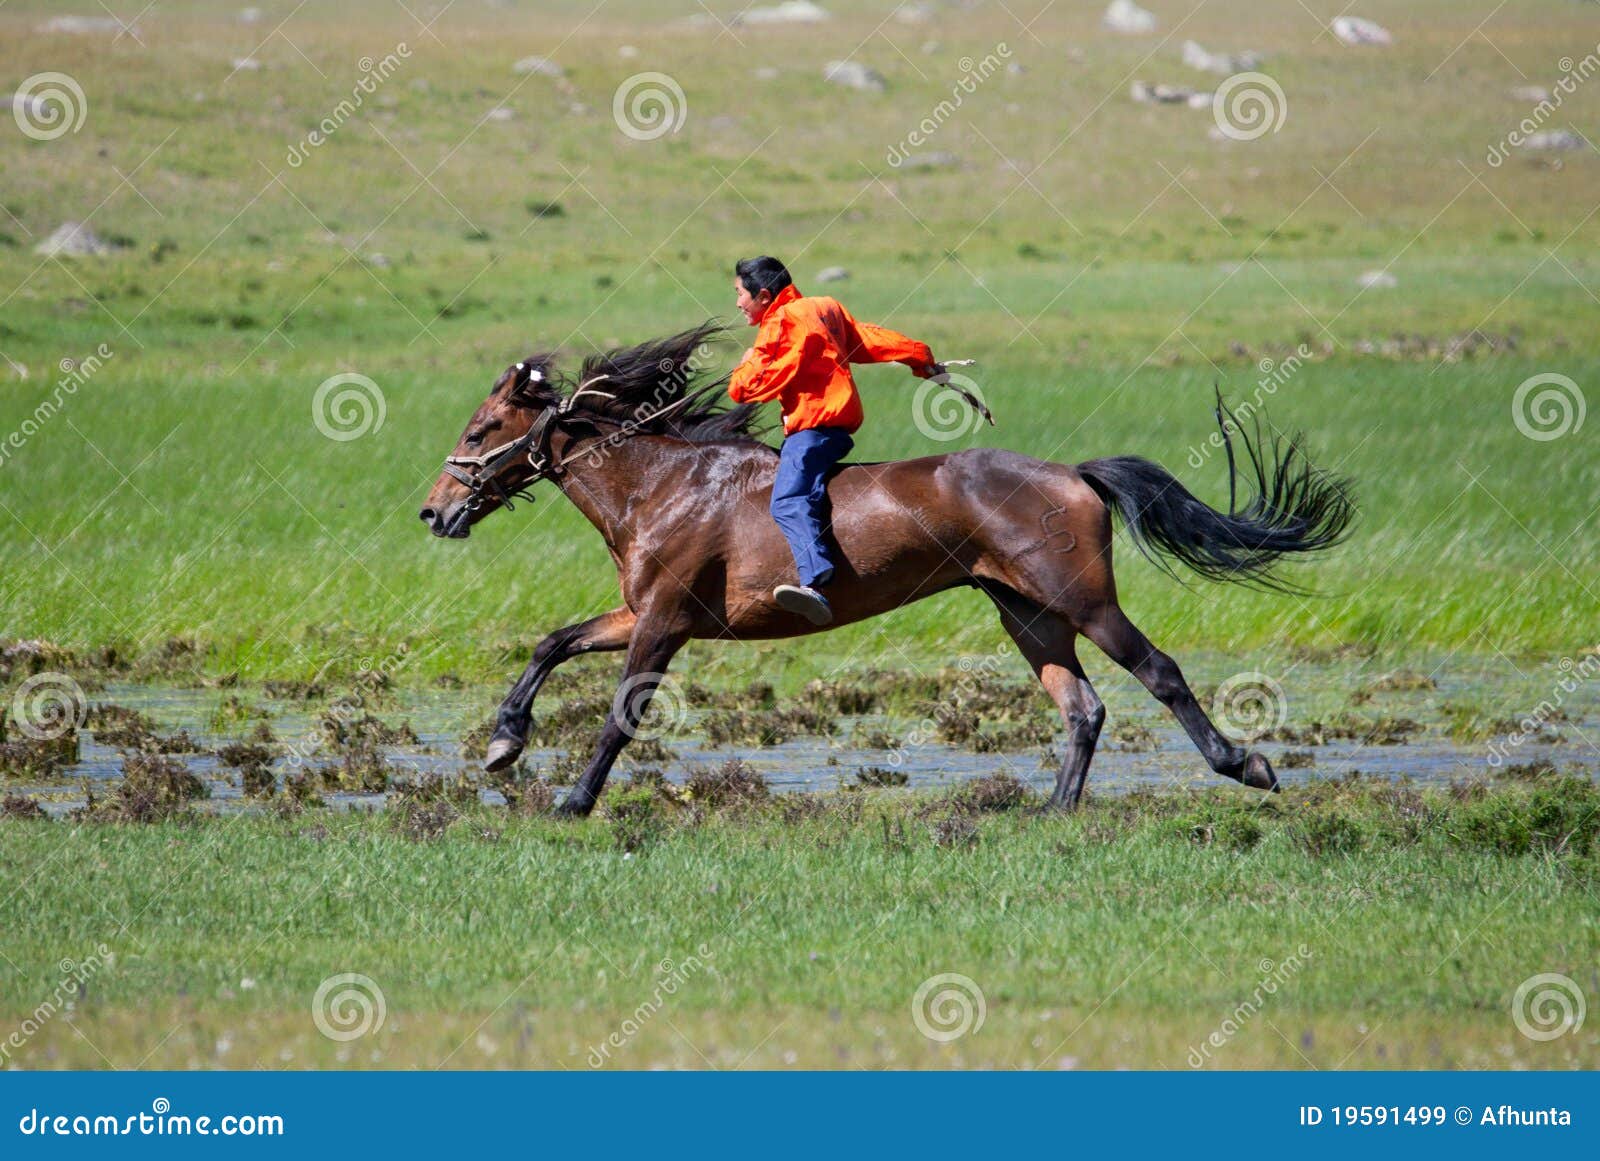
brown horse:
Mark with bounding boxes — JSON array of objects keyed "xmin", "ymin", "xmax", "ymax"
[{"xmin": 421, "ymin": 324, "xmax": 1354, "ymax": 816}]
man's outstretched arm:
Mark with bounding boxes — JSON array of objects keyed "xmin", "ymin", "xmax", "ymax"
[{"xmin": 845, "ymin": 316, "xmax": 935, "ymax": 377}]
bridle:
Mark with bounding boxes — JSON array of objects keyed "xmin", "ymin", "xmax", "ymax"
[{"xmin": 439, "ymin": 366, "xmax": 696, "ymax": 514}]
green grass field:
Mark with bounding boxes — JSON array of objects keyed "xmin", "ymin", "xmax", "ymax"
[
  {"xmin": 2, "ymin": 0, "xmax": 1597, "ymax": 1073},
  {"xmin": 3, "ymin": 775, "xmax": 1598, "ymax": 1069},
  {"xmin": 0, "ymin": 0, "xmax": 1595, "ymax": 684}
]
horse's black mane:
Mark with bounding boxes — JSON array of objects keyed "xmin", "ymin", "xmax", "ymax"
[{"xmin": 504, "ymin": 321, "xmax": 773, "ymax": 448}]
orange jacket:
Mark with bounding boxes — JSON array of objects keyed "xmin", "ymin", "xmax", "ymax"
[{"xmin": 728, "ymin": 284, "xmax": 934, "ymax": 435}]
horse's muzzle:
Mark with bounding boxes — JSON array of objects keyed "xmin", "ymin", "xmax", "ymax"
[{"xmin": 420, "ymin": 503, "xmax": 472, "ymax": 539}]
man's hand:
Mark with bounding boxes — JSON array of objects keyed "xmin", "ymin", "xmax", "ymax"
[{"xmin": 927, "ymin": 359, "xmax": 994, "ymax": 427}]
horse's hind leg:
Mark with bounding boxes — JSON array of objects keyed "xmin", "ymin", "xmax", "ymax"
[
  {"xmin": 1080, "ymin": 603, "xmax": 1277, "ymax": 792},
  {"xmin": 486, "ymin": 606, "xmax": 636, "ymax": 772},
  {"xmin": 986, "ymin": 586, "xmax": 1105, "ymax": 809}
]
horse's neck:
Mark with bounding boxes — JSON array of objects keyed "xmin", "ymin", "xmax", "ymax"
[
  {"xmin": 551, "ymin": 433, "xmax": 681, "ymax": 552},
  {"xmin": 553, "ymin": 433, "xmax": 769, "ymax": 554}
]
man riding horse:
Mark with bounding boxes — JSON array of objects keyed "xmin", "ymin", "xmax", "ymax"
[{"xmin": 728, "ymin": 255, "xmax": 937, "ymax": 627}]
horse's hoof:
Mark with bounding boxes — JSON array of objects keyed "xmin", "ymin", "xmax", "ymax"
[
  {"xmin": 1242, "ymin": 751, "xmax": 1279, "ymax": 792},
  {"xmin": 484, "ymin": 736, "xmax": 523, "ymax": 773},
  {"xmin": 553, "ymin": 795, "xmax": 594, "ymax": 819}
]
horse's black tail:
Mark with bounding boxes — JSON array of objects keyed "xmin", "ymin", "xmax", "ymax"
[{"xmin": 1077, "ymin": 400, "xmax": 1356, "ymax": 591}]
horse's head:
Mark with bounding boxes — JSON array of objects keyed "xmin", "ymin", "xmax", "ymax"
[{"xmin": 420, "ymin": 357, "xmax": 562, "ymax": 538}]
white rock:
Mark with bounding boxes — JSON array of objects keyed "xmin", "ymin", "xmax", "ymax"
[
  {"xmin": 1511, "ymin": 85, "xmax": 1550, "ymax": 102},
  {"xmin": 231, "ymin": 57, "xmax": 261, "ymax": 71},
  {"xmin": 1523, "ymin": 129, "xmax": 1584, "ymax": 151},
  {"xmin": 1358, "ymin": 270, "xmax": 1397, "ymax": 289},
  {"xmin": 1181, "ymin": 40, "xmax": 1261, "ymax": 75},
  {"xmin": 893, "ymin": 1, "xmax": 935, "ymax": 23},
  {"xmin": 35, "ymin": 222, "xmax": 116, "ymax": 258},
  {"xmin": 815, "ymin": 266, "xmax": 850, "ymax": 282},
  {"xmin": 1331, "ymin": 17, "xmax": 1391, "ymax": 46},
  {"xmin": 736, "ymin": 1, "xmax": 830, "ymax": 24},
  {"xmin": 40, "ymin": 15, "xmax": 125, "ymax": 34},
  {"xmin": 1103, "ymin": 0, "xmax": 1156, "ymax": 34},
  {"xmin": 1131, "ymin": 80, "xmax": 1208, "ymax": 106},
  {"xmin": 238, "ymin": 7, "xmax": 262, "ymax": 23},
  {"xmin": 755, "ymin": 66, "xmax": 780, "ymax": 80},
  {"xmin": 823, "ymin": 59, "xmax": 886, "ymax": 92},
  {"xmin": 618, "ymin": 45, "xmax": 639, "ymax": 59},
  {"xmin": 511, "ymin": 55, "xmax": 564, "ymax": 78},
  {"xmin": 487, "ymin": 106, "xmax": 516, "ymax": 121}
]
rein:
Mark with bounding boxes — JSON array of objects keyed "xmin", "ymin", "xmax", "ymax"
[{"xmin": 439, "ymin": 370, "xmax": 694, "ymax": 513}]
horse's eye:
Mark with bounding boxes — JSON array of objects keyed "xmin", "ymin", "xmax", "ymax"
[{"xmin": 465, "ymin": 432, "xmax": 483, "ymax": 447}]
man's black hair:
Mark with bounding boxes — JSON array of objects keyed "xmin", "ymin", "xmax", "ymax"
[{"xmin": 734, "ymin": 255, "xmax": 792, "ymax": 298}]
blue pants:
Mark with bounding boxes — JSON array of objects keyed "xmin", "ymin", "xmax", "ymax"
[{"xmin": 771, "ymin": 426, "xmax": 854, "ymax": 588}]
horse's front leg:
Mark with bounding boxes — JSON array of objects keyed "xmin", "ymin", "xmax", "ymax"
[
  {"xmin": 556, "ymin": 617, "xmax": 691, "ymax": 817},
  {"xmin": 485, "ymin": 606, "xmax": 637, "ymax": 772}
]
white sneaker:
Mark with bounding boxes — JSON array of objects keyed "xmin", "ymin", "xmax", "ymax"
[{"xmin": 773, "ymin": 584, "xmax": 833, "ymax": 626}]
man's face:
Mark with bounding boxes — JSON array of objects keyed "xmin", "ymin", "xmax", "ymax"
[{"xmin": 734, "ymin": 277, "xmax": 772, "ymax": 326}]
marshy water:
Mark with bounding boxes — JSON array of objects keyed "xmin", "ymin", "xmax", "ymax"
[{"xmin": 6, "ymin": 650, "xmax": 1595, "ymax": 817}]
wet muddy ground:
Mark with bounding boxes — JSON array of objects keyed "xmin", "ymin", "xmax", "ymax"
[{"xmin": 4, "ymin": 651, "xmax": 1594, "ymax": 817}]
